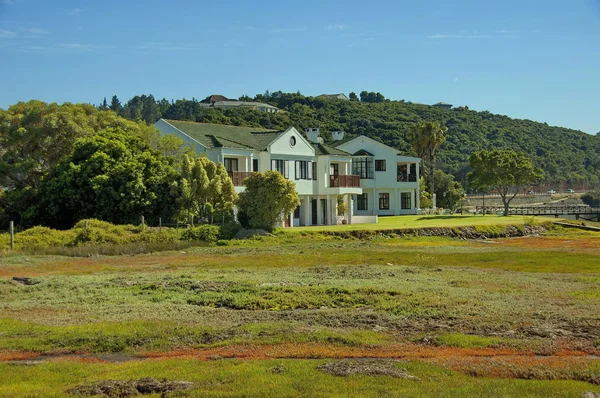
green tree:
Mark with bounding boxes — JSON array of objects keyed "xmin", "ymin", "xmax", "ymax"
[
  {"xmin": 237, "ymin": 171, "xmax": 300, "ymax": 231},
  {"xmin": 407, "ymin": 121, "xmax": 447, "ymax": 206},
  {"xmin": 34, "ymin": 128, "xmax": 181, "ymax": 228},
  {"xmin": 179, "ymin": 155, "xmax": 236, "ymax": 224},
  {"xmin": 109, "ymin": 95, "xmax": 122, "ymax": 113},
  {"xmin": 0, "ymin": 101, "xmax": 160, "ymax": 226},
  {"xmin": 432, "ymin": 169, "xmax": 464, "ymax": 210},
  {"xmin": 349, "ymin": 92, "xmax": 358, "ymax": 101},
  {"xmin": 468, "ymin": 149, "xmax": 543, "ymax": 216}
]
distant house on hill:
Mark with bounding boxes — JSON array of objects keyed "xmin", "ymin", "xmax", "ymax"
[
  {"xmin": 199, "ymin": 94, "xmax": 280, "ymax": 113},
  {"xmin": 432, "ymin": 102, "xmax": 453, "ymax": 109},
  {"xmin": 318, "ymin": 93, "xmax": 350, "ymax": 101}
]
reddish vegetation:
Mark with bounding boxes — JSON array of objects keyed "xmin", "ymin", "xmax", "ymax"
[{"xmin": 0, "ymin": 351, "xmax": 40, "ymax": 361}]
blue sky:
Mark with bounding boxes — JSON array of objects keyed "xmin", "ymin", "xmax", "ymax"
[{"xmin": 1, "ymin": 0, "xmax": 599, "ymax": 134}]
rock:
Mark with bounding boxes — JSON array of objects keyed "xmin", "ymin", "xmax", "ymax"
[
  {"xmin": 318, "ymin": 359, "xmax": 419, "ymax": 380},
  {"xmin": 582, "ymin": 393, "xmax": 600, "ymax": 398}
]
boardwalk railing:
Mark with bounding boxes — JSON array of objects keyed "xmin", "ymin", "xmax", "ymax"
[{"xmin": 476, "ymin": 205, "xmax": 600, "ymax": 216}]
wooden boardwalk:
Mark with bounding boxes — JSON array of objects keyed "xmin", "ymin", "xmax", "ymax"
[{"xmin": 476, "ymin": 205, "xmax": 600, "ymax": 221}]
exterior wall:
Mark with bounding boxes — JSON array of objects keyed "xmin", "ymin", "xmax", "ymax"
[{"xmin": 335, "ymin": 136, "xmax": 420, "ymax": 215}]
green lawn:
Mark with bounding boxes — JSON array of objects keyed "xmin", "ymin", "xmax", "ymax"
[{"xmin": 290, "ymin": 215, "xmax": 548, "ymax": 232}]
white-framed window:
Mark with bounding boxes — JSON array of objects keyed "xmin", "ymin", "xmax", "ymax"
[
  {"xmin": 271, "ymin": 159, "xmax": 289, "ymax": 178},
  {"xmin": 401, "ymin": 192, "xmax": 412, "ymax": 209}
]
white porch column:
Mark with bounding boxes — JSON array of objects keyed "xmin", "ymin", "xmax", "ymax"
[
  {"xmin": 303, "ymin": 196, "xmax": 311, "ymax": 226},
  {"xmin": 394, "ymin": 188, "xmax": 399, "ymax": 215},
  {"xmin": 248, "ymin": 154, "xmax": 253, "ymax": 172},
  {"xmin": 325, "ymin": 195, "xmax": 331, "ymax": 225},
  {"xmin": 373, "ymin": 189, "xmax": 378, "ymax": 216},
  {"xmin": 347, "ymin": 194, "xmax": 353, "ymax": 224},
  {"xmin": 317, "ymin": 197, "xmax": 323, "ymax": 225}
]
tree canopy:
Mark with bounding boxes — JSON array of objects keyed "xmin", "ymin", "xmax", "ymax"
[
  {"xmin": 34, "ymin": 128, "xmax": 181, "ymax": 229},
  {"xmin": 179, "ymin": 155, "xmax": 236, "ymax": 224},
  {"xmin": 468, "ymin": 149, "xmax": 543, "ymax": 216}
]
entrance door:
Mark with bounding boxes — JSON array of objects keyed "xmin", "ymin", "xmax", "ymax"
[
  {"xmin": 311, "ymin": 199, "xmax": 318, "ymax": 225},
  {"xmin": 321, "ymin": 199, "xmax": 327, "ymax": 225},
  {"xmin": 284, "ymin": 215, "xmax": 291, "ymax": 228}
]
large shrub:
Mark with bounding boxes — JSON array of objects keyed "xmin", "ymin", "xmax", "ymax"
[
  {"xmin": 237, "ymin": 171, "xmax": 300, "ymax": 231},
  {"xmin": 34, "ymin": 129, "xmax": 181, "ymax": 229}
]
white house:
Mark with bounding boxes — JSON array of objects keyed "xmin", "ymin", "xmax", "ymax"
[
  {"xmin": 331, "ymin": 134, "xmax": 421, "ymax": 217},
  {"xmin": 154, "ymin": 119, "xmax": 420, "ymax": 227}
]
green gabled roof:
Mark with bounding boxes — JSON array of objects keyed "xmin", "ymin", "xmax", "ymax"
[
  {"xmin": 330, "ymin": 135, "xmax": 358, "ymax": 147},
  {"xmin": 163, "ymin": 119, "xmax": 279, "ymax": 150},
  {"xmin": 311, "ymin": 142, "xmax": 351, "ymax": 156}
]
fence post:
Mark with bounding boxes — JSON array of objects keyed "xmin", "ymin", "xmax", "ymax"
[
  {"xmin": 141, "ymin": 215, "xmax": 145, "ymax": 231},
  {"xmin": 159, "ymin": 217, "xmax": 162, "ymax": 232},
  {"xmin": 84, "ymin": 220, "xmax": 88, "ymax": 231},
  {"xmin": 176, "ymin": 221, "xmax": 179, "ymax": 240},
  {"xmin": 9, "ymin": 221, "xmax": 14, "ymax": 251}
]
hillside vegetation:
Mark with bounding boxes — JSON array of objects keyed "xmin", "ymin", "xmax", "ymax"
[{"xmin": 105, "ymin": 92, "xmax": 600, "ymax": 188}]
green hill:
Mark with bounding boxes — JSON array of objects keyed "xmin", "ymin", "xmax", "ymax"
[{"xmin": 107, "ymin": 92, "xmax": 600, "ymax": 188}]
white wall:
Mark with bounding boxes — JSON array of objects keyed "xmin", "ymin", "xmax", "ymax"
[{"xmin": 336, "ymin": 136, "xmax": 420, "ymax": 214}]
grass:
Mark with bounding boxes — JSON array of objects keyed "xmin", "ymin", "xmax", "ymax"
[
  {"xmin": 0, "ymin": 226, "xmax": 599, "ymax": 396},
  {"xmin": 288, "ymin": 214, "xmax": 550, "ymax": 232},
  {"xmin": 0, "ymin": 359, "xmax": 598, "ymax": 397}
]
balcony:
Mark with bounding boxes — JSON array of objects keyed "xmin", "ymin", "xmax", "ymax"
[
  {"xmin": 397, "ymin": 174, "xmax": 417, "ymax": 182},
  {"xmin": 228, "ymin": 171, "xmax": 255, "ymax": 186},
  {"xmin": 330, "ymin": 174, "xmax": 361, "ymax": 188}
]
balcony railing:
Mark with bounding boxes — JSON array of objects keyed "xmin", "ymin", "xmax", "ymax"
[
  {"xmin": 330, "ymin": 174, "xmax": 361, "ymax": 188},
  {"xmin": 228, "ymin": 171, "xmax": 255, "ymax": 186},
  {"xmin": 397, "ymin": 174, "xmax": 417, "ymax": 182}
]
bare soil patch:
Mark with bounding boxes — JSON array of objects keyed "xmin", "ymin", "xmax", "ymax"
[
  {"xmin": 67, "ymin": 377, "xmax": 194, "ymax": 397},
  {"xmin": 317, "ymin": 359, "xmax": 419, "ymax": 379}
]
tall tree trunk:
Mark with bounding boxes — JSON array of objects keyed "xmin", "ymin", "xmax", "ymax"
[{"xmin": 429, "ymin": 152, "xmax": 435, "ymax": 207}]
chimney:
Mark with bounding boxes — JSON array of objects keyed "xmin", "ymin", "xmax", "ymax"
[
  {"xmin": 332, "ymin": 130, "xmax": 345, "ymax": 141},
  {"xmin": 305, "ymin": 128, "xmax": 320, "ymax": 143}
]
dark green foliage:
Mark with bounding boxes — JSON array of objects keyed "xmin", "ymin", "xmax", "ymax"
[
  {"xmin": 581, "ymin": 191, "xmax": 600, "ymax": 207},
  {"xmin": 219, "ymin": 221, "xmax": 241, "ymax": 240},
  {"xmin": 34, "ymin": 129, "xmax": 181, "ymax": 229},
  {"xmin": 433, "ymin": 170, "xmax": 464, "ymax": 210},
  {"xmin": 104, "ymin": 91, "xmax": 600, "ymax": 188},
  {"xmin": 180, "ymin": 225, "xmax": 221, "ymax": 243},
  {"xmin": 0, "ymin": 101, "xmax": 170, "ymax": 228}
]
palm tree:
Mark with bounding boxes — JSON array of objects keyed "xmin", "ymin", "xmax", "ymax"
[{"xmin": 407, "ymin": 121, "xmax": 447, "ymax": 206}]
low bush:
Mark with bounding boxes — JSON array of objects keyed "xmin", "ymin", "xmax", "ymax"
[
  {"xmin": 181, "ymin": 225, "xmax": 221, "ymax": 243},
  {"xmin": 219, "ymin": 222, "xmax": 241, "ymax": 240}
]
